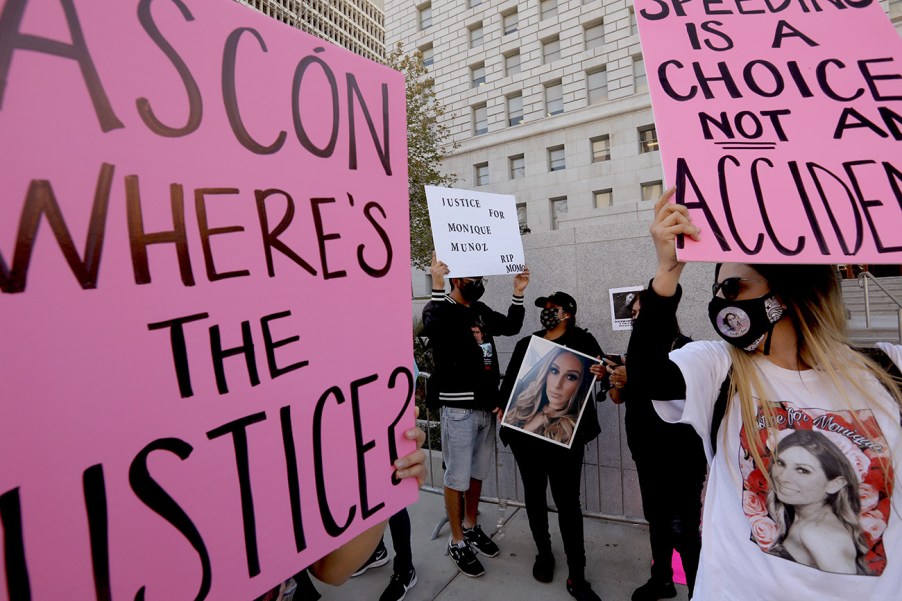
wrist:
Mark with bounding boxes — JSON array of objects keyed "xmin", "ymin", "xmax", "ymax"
[{"xmin": 652, "ymin": 265, "xmax": 682, "ymax": 297}]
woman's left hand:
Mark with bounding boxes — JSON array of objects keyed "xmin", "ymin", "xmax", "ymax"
[{"xmin": 394, "ymin": 406, "xmax": 427, "ymax": 487}]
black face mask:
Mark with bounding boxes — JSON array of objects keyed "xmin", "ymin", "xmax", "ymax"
[
  {"xmin": 540, "ymin": 308, "xmax": 562, "ymax": 330},
  {"xmin": 460, "ymin": 280, "xmax": 485, "ymax": 303},
  {"xmin": 708, "ymin": 294, "xmax": 784, "ymax": 353}
]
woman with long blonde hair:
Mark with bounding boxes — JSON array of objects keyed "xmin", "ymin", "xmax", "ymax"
[{"xmin": 626, "ymin": 189, "xmax": 902, "ymax": 600}]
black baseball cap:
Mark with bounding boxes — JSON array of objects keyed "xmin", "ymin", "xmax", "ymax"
[{"xmin": 534, "ymin": 292, "xmax": 577, "ymax": 316}]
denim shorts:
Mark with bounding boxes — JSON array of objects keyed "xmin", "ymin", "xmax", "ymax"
[{"xmin": 441, "ymin": 407, "xmax": 495, "ymax": 491}]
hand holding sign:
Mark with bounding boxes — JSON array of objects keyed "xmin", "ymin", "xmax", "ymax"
[
  {"xmin": 430, "ymin": 251, "xmax": 450, "ymax": 291},
  {"xmin": 513, "ymin": 266, "xmax": 531, "ymax": 295},
  {"xmin": 651, "ymin": 188, "xmax": 701, "ymax": 297}
]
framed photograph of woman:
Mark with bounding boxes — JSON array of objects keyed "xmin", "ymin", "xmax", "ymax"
[{"xmin": 500, "ymin": 336, "xmax": 600, "ymax": 449}]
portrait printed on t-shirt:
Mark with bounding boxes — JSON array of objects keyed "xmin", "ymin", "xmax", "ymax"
[
  {"xmin": 500, "ymin": 336, "xmax": 599, "ymax": 449},
  {"xmin": 739, "ymin": 403, "xmax": 893, "ymax": 576}
]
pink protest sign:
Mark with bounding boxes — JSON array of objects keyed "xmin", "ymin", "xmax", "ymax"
[
  {"xmin": 635, "ymin": 0, "xmax": 902, "ymax": 263},
  {"xmin": 0, "ymin": 1, "xmax": 412, "ymax": 599}
]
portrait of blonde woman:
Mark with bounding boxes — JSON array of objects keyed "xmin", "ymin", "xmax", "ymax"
[{"xmin": 503, "ymin": 342, "xmax": 595, "ymax": 447}]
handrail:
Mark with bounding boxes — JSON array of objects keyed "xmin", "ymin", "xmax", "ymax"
[{"xmin": 857, "ymin": 272, "xmax": 902, "ymax": 342}]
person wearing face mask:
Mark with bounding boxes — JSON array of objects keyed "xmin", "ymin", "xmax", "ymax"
[
  {"xmin": 498, "ymin": 292, "xmax": 605, "ymax": 601},
  {"xmin": 422, "ymin": 252, "xmax": 530, "ymax": 578},
  {"xmin": 625, "ymin": 189, "xmax": 902, "ymax": 601},
  {"xmin": 605, "ymin": 291, "xmax": 706, "ymax": 601}
]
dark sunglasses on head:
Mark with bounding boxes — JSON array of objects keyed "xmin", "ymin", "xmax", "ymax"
[{"xmin": 711, "ymin": 277, "xmax": 765, "ymax": 301}]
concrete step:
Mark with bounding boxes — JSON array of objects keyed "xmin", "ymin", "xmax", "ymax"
[
  {"xmin": 847, "ymin": 315, "xmax": 902, "ymax": 347},
  {"xmin": 841, "ymin": 277, "xmax": 902, "ymax": 318}
]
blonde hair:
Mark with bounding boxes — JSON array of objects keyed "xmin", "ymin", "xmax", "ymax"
[
  {"xmin": 719, "ymin": 264, "xmax": 902, "ymax": 501},
  {"xmin": 505, "ymin": 348, "xmax": 588, "ymax": 443}
]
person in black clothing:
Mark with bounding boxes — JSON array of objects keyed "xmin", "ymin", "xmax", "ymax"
[
  {"xmin": 607, "ymin": 291, "xmax": 706, "ymax": 601},
  {"xmin": 499, "ymin": 292, "xmax": 605, "ymax": 601},
  {"xmin": 423, "ymin": 252, "xmax": 529, "ymax": 577},
  {"xmin": 350, "ymin": 508, "xmax": 416, "ymax": 601}
]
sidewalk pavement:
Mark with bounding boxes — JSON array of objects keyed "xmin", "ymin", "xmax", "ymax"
[{"xmin": 316, "ymin": 490, "xmax": 690, "ymax": 601}]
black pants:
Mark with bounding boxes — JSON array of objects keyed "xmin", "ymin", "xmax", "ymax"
[
  {"xmin": 509, "ymin": 433, "xmax": 586, "ymax": 580},
  {"xmin": 388, "ymin": 508, "xmax": 413, "ymax": 574},
  {"xmin": 627, "ymin": 415, "xmax": 706, "ymax": 595}
]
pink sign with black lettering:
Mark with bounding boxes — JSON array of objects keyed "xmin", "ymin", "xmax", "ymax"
[
  {"xmin": 635, "ymin": 0, "xmax": 902, "ymax": 263},
  {"xmin": 0, "ymin": 1, "xmax": 412, "ymax": 599}
]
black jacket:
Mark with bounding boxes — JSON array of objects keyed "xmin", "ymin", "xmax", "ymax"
[
  {"xmin": 422, "ymin": 290, "xmax": 525, "ymax": 411},
  {"xmin": 499, "ymin": 327, "xmax": 604, "ymax": 446}
]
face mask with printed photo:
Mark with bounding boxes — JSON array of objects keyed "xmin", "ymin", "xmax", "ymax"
[{"xmin": 708, "ymin": 294, "xmax": 784, "ymax": 352}]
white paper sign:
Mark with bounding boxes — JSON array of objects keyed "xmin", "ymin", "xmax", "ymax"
[
  {"xmin": 609, "ymin": 285, "xmax": 644, "ymax": 331},
  {"xmin": 426, "ymin": 185, "xmax": 526, "ymax": 278}
]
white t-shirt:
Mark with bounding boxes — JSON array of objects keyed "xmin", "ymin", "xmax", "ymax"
[{"xmin": 655, "ymin": 341, "xmax": 902, "ymax": 601}]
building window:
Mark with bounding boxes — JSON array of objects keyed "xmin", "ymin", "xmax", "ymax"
[
  {"xmin": 629, "ymin": 8, "xmax": 638, "ymax": 35},
  {"xmin": 503, "ymin": 9, "xmax": 518, "ymax": 34},
  {"xmin": 587, "ymin": 68, "xmax": 607, "ymax": 104},
  {"xmin": 591, "ymin": 135, "xmax": 610, "ymax": 162},
  {"xmin": 475, "ymin": 162, "xmax": 489, "ymax": 186},
  {"xmin": 509, "ymin": 154, "xmax": 525, "ymax": 179},
  {"xmin": 507, "ymin": 93, "xmax": 523, "ymax": 126},
  {"xmin": 594, "ymin": 189, "xmax": 613, "ymax": 208},
  {"xmin": 420, "ymin": 43, "xmax": 434, "ymax": 67},
  {"xmin": 473, "ymin": 104, "xmax": 488, "ymax": 135},
  {"xmin": 517, "ymin": 202, "xmax": 529, "ymax": 233},
  {"xmin": 471, "ymin": 63, "xmax": 486, "ymax": 88},
  {"xmin": 418, "ymin": 3, "xmax": 432, "ymax": 30},
  {"xmin": 639, "ymin": 125, "xmax": 658, "ymax": 153},
  {"xmin": 469, "ymin": 0, "xmax": 481, "ymax": 7},
  {"xmin": 542, "ymin": 36, "xmax": 561, "ymax": 64},
  {"xmin": 550, "ymin": 196, "xmax": 567, "ymax": 230},
  {"xmin": 548, "ymin": 145, "xmax": 566, "ymax": 172},
  {"xmin": 545, "ymin": 82, "xmax": 563, "ymax": 116},
  {"xmin": 469, "ymin": 23, "xmax": 484, "ymax": 48},
  {"xmin": 540, "ymin": 0, "xmax": 558, "ymax": 20},
  {"xmin": 504, "ymin": 51, "xmax": 521, "ymax": 76},
  {"xmin": 641, "ymin": 181, "xmax": 664, "ymax": 202},
  {"xmin": 585, "ymin": 21, "xmax": 604, "ymax": 50},
  {"xmin": 633, "ymin": 55, "xmax": 647, "ymax": 92}
]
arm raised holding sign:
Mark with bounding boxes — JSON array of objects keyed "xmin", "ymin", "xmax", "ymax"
[
  {"xmin": 421, "ymin": 251, "xmax": 528, "ymax": 576},
  {"xmin": 622, "ymin": 188, "xmax": 902, "ymax": 599}
]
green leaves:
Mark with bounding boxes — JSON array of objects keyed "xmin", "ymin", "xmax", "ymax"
[{"xmin": 384, "ymin": 43, "xmax": 459, "ymax": 271}]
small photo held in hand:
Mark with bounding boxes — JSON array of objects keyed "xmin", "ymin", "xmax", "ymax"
[{"xmin": 501, "ymin": 336, "xmax": 600, "ymax": 449}]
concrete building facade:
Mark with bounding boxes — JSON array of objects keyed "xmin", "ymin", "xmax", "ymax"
[
  {"xmin": 385, "ymin": 0, "xmax": 664, "ymax": 240},
  {"xmin": 235, "ymin": 0, "xmax": 387, "ymax": 61}
]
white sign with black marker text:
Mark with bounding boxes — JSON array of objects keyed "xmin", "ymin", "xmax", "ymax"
[{"xmin": 426, "ymin": 185, "xmax": 525, "ymax": 278}]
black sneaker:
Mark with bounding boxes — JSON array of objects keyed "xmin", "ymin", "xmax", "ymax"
[
  {"xmin": 567, "ymin": 578, "xmax": 602, "ymax": 601},
  {"xmin": 532, "ymin": 553, "xmax": 555, "ymax": 583},
  {"xmin": 448, "ymin": 539, "xmax": 485, "ymax": 577},
  {"xmin": 463, "ymin": 524, "xmax": 500, "ymax": 557},
  {"xmin": 352, "ymin": 540, "xmax": 389, "ymax": 577},
  {"xmin": 631, "ymin": 578, "xmax": 676, "ymax": 601},
  {"xmin": 379, "ymin": 568, "xmax": 417, "ymax": 601}
]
